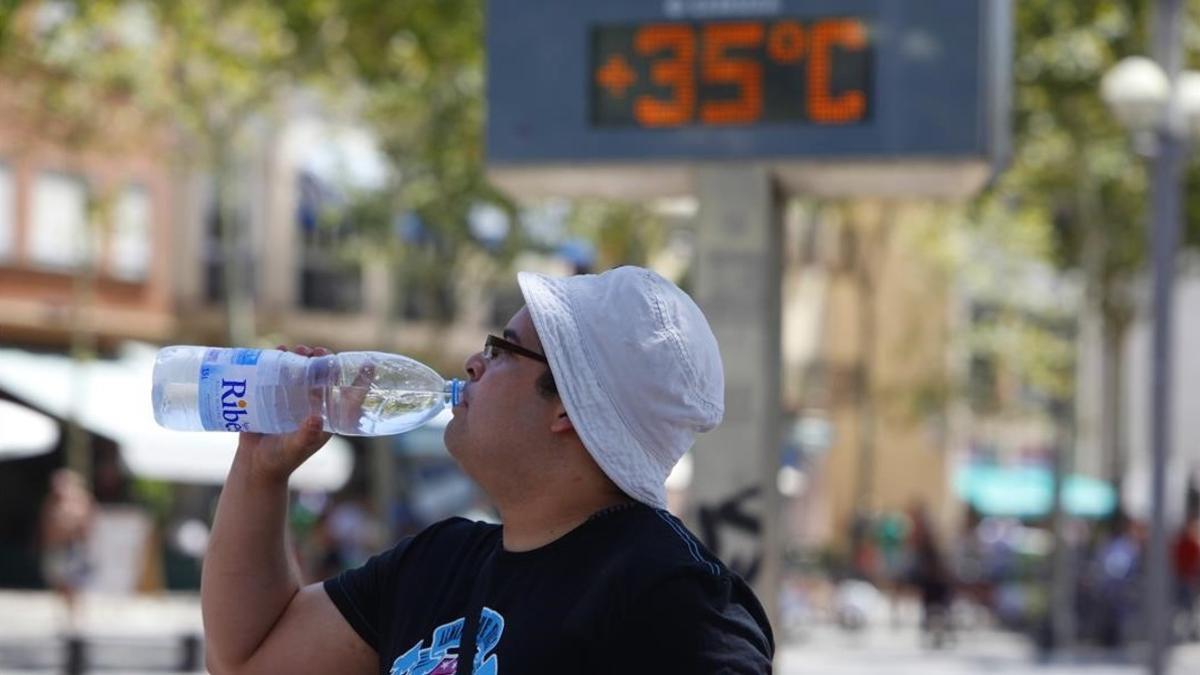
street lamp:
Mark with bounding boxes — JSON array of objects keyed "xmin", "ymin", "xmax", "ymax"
[
  {"xmin": 1101, "ymin": 56, "xmax": 1170, "ymax": 133},
  {"xmin": 1101, "ymin": 39, "xmax": 1200, "ymax": 674},
  {"xmin": 1177, "ymin": 72, "xmax": 1200, "ymax": 138},
  {"xmin": 1102, "ymin": 56, "xmax": 1200, "ymax": 141}
]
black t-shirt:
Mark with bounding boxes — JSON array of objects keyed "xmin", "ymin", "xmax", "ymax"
[{"xmin": 323, "ymin": 502, "xmax": 774, "ymax": 674}]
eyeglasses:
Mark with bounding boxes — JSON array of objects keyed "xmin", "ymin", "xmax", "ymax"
[{"xmin": 483, "ymin": 334, "xmax": 548, "ymax": 364}]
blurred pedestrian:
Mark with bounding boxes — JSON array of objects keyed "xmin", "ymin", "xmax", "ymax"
[
  {"xmin": 876, "ymin": 509, "xmax": 911, "ymax": 584},
  {"xmin": 200, "ymin": 267, "xmax": 774, "ymax": 673},
  {"xmin": 1094, "ymin": 512, "xmax": 1141, "ymax": 648},
  {"xmin": 874, "ymin": 509, "xmax": 912, "ymax": 628},
  {"xmin": 38, "ymin": 469, "xmax": 95, "ymax": 628},
  {"xmin": 1172, "ymin": 508, "xmax": 1200, "ymax": 641},
  {"xmin": 850, "ymin": 508, "xmax": 878, "ymax": 579},
  {"xmin": 325, "ymin": 496, "xmax": 382, "ymax": 571},
  {"xmin": 908, "ymin": 501, "xmax": 955, "ymax": 648}
]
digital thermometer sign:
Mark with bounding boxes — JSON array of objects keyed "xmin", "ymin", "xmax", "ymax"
[
  {"xmin": 486, "ymin": 0, "xmax": 1011, "ymax": 199},
  {"xmin": 591, "ymin": 18, "xmax": 871, "ymax": 128}
]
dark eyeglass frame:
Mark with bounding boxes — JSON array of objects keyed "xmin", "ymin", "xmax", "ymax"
[{"xmin": 484, "ymin": 334, "xmax": 548, "ymax": 364}]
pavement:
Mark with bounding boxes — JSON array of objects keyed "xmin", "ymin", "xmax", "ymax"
[
  {"xmin": 0, "ymin": 591, "xmax": 203, "ymax": 674},
  {"xmin": 778, "ymin": 621, "xmax": 1200, "ymax": 675},
  {"xmin": 3, "ymin": 590, "xmax": 1200, "ymax": 674}
]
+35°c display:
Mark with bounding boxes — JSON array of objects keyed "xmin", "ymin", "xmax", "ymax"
[{"xmin": 592, "ymin": 17, "xmax": 872, "ymax": 128}]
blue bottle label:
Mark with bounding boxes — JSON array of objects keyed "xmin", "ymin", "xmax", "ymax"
[{"xmin": 197, "ymin": 349, "xmax": 284, "ymax": 432}]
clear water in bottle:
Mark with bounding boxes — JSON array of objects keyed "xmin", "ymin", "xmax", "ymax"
[
  {"xmin": 152, "ymin": 346, "xmax": 463, "ymax": 436},
  {"xmin": 317, "ymin": 351, "xmax": 460, "ymax": 435}
]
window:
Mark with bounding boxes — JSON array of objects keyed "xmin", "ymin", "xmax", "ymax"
[
  {"xmin": 391, "ymin": 212, "xmax": 454, "ymax": 321},
  {"xmin": 299, "ymin": 248, "xmax": 363, "ymax": 312},
  {"xmin": 203, "ymin": 202, "xmax": 224, "ymax": 302},
  {"xmin": 296, "ymin": 171, "xmax": 362, "ymax": 313},
  {"xmin": 31, "ymin": 171, "xmax": 93, "ymax": 269},
  {"xmin": 0, "ymin": 164, "xmax": 12, "ymax": 261},
  {"xmin": 203, "ymin": 189, "xmax": 256, "ymax": 303},
  {"xmin": 111, "ymin": 185, "xmax": 150, "ymax": 281},
  {"xmin": 395, "ymin": 275, "xmax": 453, "ymax": 321}
]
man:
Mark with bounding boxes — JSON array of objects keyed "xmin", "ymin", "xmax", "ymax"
[{"xmin": 201, "ymin": 266, "xmax": 774, "ymax": 674}]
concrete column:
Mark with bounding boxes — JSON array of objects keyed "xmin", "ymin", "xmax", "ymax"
[
  {"xmin": 257, "ymin": 121, "xmax": 297, "ymax": 318},
  {"xmin": 689, "ymin": 164, "xmax": 783, "ymax": 632},
  {"xmin": 364, "ymin": 257, "xmax": 392, "ymax": 343}
]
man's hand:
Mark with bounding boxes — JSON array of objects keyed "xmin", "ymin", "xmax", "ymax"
[{"xmin": 235, "ymin": 345, "xmax": 333, "ymax": 484}]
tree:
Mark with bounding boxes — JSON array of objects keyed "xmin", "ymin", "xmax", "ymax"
[
  {"xmin": 321, "ymin": 2, "xmax": 672, "ymax": 325},
  {"xmin": 980, "ymin": 0, "xmax": 1200, "ymax": 497},
  {"xmin": 308, "ymin": 0, "xmax": 514, "ymax": 324}
]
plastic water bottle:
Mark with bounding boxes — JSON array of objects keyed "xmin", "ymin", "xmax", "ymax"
[{"xmin": 151, "ymin": 346, "xmax": 464, "ymax": 436}]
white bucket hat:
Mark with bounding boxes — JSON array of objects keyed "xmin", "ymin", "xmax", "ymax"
[{"xmin": 517, "ymin": 266, "xmax": 724, "ymax": 509}]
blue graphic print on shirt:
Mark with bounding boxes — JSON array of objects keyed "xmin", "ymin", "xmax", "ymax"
[{"xmin": 389, "ymin": 607, "xmax": 505, "ymax": 675}]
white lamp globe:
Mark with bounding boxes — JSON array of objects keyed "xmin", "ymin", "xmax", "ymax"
[
  {"xmin": 1101, "ymin": 55, "xmax": 1170, "ymax": 133},
  {"xmin": 1174, "ymin": 71, "xmax": 1200, "ymax": 140}
]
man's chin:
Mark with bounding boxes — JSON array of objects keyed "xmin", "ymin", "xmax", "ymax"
[
  {"xmin": 443, "ymin": 443, "xmax": 483, "ymax": 487},
  {"xmin": 442, "ymin": 422, "xmax": 470, "ymax": 462}
]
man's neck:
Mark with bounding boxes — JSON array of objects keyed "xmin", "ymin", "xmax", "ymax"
[{"xmin": 496, "ymin": 490, "xmax": 634, "ymax": 553}]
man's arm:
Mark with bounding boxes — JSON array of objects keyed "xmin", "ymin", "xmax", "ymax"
[{"xmin": 200, "ymin": 346, "xmax": 376, "ymax": 675}]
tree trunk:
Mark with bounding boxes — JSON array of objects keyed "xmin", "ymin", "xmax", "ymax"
[
  {"xmin": 215, "ymin": 137, "xmax": 255, "ymax": 346},
  {"xmin": 849, "ymin": 204, "xmax": 893, "ymax": 565},
  {"xmin": 1100, "ymin": 313, "xmax": 1127, "ymax": 507},
  {"xmin": 853, "ymin": 257, "xmax": 877, "ymax": 519},
  {"xmin": 65, "ymin": 224, "xmax": 99, "ymax": 482},
  {"xmin": 65, "ymin": 193, "xmax": 114, "ymax": 483}
]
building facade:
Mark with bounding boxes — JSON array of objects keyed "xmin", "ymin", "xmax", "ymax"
[{"xmin": 0, "ymin": 92, "xmax": 176, "ymax": 350}]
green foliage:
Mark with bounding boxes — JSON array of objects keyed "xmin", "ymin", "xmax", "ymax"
[
  {"xmin": 984, "ymin": 0, "xmax": 1200, "ymax": 307},
  {"xmin": 961, "ymin": 195, "xmax": 1079, "ymax": 417},
  {"xmin": 968, "ymin": 304, "xmax": 1076, "ymax": 409},
  {"xmin": 962, "ymin": 0, "xmax": 1200, "ymax": 427},
  {"xmin": 566, "ymin": 199, "xmax": 669, "ymax": 270},
  {"xmin": 985, "ymin": 0, "xmax": 1138, "ymax": 268},
  {"xmin": 151, "ymin": 2, "xmax": 300, "ymax": 139},
  {"xmin": 317, "ymin": 0, "xmax": 505, "ymax": 321},
  {"xmin": 131, "ymin": 477, "xmax": 173, "ymax": 525}
]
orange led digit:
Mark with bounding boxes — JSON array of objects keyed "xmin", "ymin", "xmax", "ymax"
[
  {"xmin": 808, "ymin": 18, "xmax": 867, "ymax": 124},
  {"xmin": 700, "ymin": 22, "xmax": 765, "ymax": 125},
  {"xmin": 766, "ymin": 20, "xmax": 805, "ymax": 64},
  {"xmin": 596, "ymin": 54, "xmax": 637, "ymax": 99},
  {"xmin": 633, "ymin": 24, "xmax": 696, "ymax": 127}
]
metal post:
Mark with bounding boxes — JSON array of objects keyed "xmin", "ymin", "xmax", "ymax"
[
  {"xmin": 64, "ymin": 635, "xmax": 85, "ymax": 675},
  {"xmin": 1148, "ymin": 1, "xmax": 1184, "ymax": 673},
  {"xmin": 179, "ymin": 634, "xmax": 202, "ymax": 672}
]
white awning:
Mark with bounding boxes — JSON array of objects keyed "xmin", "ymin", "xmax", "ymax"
[
  {"xmin": 0, "ymin": 398, "xmax": 60, "ymax": 459},
  {"xmin": 0, "ymin": 344, "xmax": 351, "ymax": 491}
]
